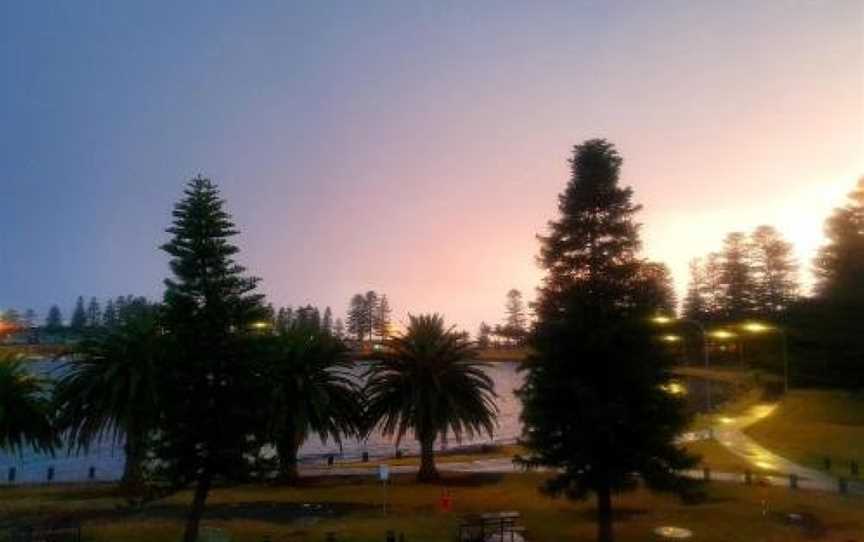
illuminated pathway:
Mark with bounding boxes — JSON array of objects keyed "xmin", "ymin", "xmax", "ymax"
[{"xmin": 302, "ymin": 403, "xmax": 863, "ymax": 495}]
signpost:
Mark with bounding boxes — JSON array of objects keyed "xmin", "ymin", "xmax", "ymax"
[{"xmin": 379, "ymin": 464, "xmax": 390, "ymax": 515}]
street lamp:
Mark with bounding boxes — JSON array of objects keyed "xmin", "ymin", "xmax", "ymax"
[
  {"xmin": 740, "ymin": 322, "xmax": 789, "ymax": 394},
  {"xmin": 651, "ymin": 315, "xmax": 709, "ymax": 370},
  {"xmin": 652, "ymin": 315, "xmax": 712, "ymax": 411}
]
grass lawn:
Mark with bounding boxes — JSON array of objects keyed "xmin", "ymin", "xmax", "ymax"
[
  {"xmin": 2, "ymin": 472, "xmax": 862, "ymax": 542},
  {"xmin": 745, "ymin": 390, "xmax": 864, "ymax": 474}
]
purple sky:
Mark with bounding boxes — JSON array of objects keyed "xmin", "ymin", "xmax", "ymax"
[{"xmin": 2, "ymin": 1, "xmax": 862, "ymax": 332}]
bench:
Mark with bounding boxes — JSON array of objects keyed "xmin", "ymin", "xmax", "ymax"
[{"xmin": 459, "ymin": 512, "xmax": 525, "ymax": 542}]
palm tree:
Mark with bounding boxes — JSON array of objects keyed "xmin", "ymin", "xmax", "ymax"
[
  {"xmin": 54, "ymin": 303, "xmax": 162, "ymax": 492},
  {"xmin": 0, "ymin": 352, "xmax": 55, "ymax": 454},
  {"xmin": 264, "ymin": 323, "xmax": 365, "ymax": 484},
  {"xmin": 364, "ymin": 314, "xmax": 497, "ymax": 482}
]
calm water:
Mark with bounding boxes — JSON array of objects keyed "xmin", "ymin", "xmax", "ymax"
[
  {"xmin": 0, "ymin": 360, "xmax": 525, "ymax": 484},
  {"xmin": 1, "ymin": 360, "xmax": 724, "ymax": 484}
]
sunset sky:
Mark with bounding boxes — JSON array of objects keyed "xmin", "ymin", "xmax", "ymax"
[{"xmin": 2, "ymin": 1, "xmax": 862, "ymax": 332}]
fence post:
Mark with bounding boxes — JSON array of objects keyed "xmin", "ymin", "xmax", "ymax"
[
  {"xmin": 838, "ymin": 478, "xmax": 848, "ymax": 494},
  {"xmin": 789, "ymin": 474, "xmax": 798, "ymax": 489},
  {"xmin": 386, "ymin": 530, "xmax": 396, "ymax": 542},
  {"xmin": 47, "ymin": 466, "xmax": 55, "ymax": 482},
  {"xmin": 851, "ymin": 461, "xmax": 859, "ymax": 478},
  {"xmin": 702, "ymin": 467, "xmax": 711, "ymax": 482},
  {"xmin": 744, "ymin": 470, "xmax": 752, "ymax": 485},
  {"xmin": 824, "ymin": 457, "xmax": 831, "ymax": 471},
  {"xmin": 7, "ymin": 467, "xmax": 15, "ymax": 483},
  {"xmin": 362, "ymin": 452, "xmax": 369, "ymax": 463}
]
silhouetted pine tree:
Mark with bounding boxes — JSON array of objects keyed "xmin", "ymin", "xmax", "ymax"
[
  {"xmin": 45, "ymin": 305, "xmax": 63, "ymax": 332},
  {"xmin": 158, "ymin": 176, "xmax": 268, "ymax": 542},
  {"xmin": 70, "ymin": 296, "xmax": 87, "ymax": 332},
  {"xmin": 86, "ymin": 297, "xmax": 101, "ymax": 328},
  {"xmin": 518, "ymin": 140, "xmax": 697, "ymax": 542}
]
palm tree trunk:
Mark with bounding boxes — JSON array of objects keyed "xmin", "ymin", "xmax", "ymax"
[
  {"xmin": 121, "ymin": 434, "xmax": 145, "ymax": 494},
  {"xmin": 183, "ymin": 468, "xmax": 212, "ymax": 542},
  {"xmin": 277, "ymin": 439, "xmax": 301, "ymax": 485},
  {"xmin": 596, "ymin": 481, "xmax": 614, "ymax": 542},
  {"xmin": 417, "ymin": 434, "xmax": 439, "ymax": 483}
]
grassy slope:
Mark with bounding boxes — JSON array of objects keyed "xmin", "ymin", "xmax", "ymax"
[
  {"xmin": 745, "ymin": 390, "xmax": 864, "ymax": 473},
  {"xmin": 2, "ymin": 473, "xmax": 862, "ymax": 542}
]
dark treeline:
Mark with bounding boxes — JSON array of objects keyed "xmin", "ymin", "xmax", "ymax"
[
  {"xmin": 679, "ymin": 179, "xmax": 864, "ymax": 388},
  {"xmin": 346, "ymin": 290, "xmax": 392, "ymax": 344},
  {"xmin": 682, "ymin": 225, "xmax": 799, "ymax": 323},
  {"xmin": 2, "ymin": 152, "xmax": 861, "ymax": 542},
  {"xmin": 1, "ymin": 177, "xmax": 493, "ymax": 542}
]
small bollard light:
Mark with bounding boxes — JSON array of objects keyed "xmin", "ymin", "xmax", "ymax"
[
  {"xmin": 47, "ymin": 466, "xmax": 55, "ymax": 482},
  {"xmin": 824, "ymin": 457, "xmax": 832, "ymax": 471},
  {"xmin": 327, "ymin": 455, "xmax": 334, "ymax": 466},
  {"xmin": 88, "ymin": 466, "xmax": 96, "ymax": 480},
  {"xmin": 362, "ymin": 452, "xmax": 369, "ymax": 463},
  {"xmin": 703, "ymin": 467, "xmax": 711, "ymax": 482},
  {"xmin": 839, "ymin": 478, "xmax": 848, "ymax": 494},
  {"xmin": 7, "ymin": 467, "xmax": 16, "ymax": 483},
  {"xmin": 790, "ymin": 474, "xmax": 798, "ymax": 489},
  {"xmin": 744, "ymin": 470, "xmax": 752, "ymax": 485},
  {"xmin": 851, "ymin": 461, "xmax": 859, "ymax": 477}
]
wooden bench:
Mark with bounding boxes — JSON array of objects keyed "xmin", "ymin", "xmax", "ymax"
[{"xmin": 459, "ymin": 511, "xmax": 525, "ymax": 542}]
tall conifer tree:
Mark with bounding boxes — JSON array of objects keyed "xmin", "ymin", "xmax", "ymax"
[
  {"xmin": 518, "ymin": 140, "xmax": 696, "ymax": 542},
  {"xmin": 158, "ymin": 176, "xmax": 267, "ymax": 542}
]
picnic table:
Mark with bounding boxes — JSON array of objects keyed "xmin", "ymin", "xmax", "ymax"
[{"xmin": 459, "ymin": 511, "xmax": 526, "ymax": 542}]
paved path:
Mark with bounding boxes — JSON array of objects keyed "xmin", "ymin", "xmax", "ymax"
[{"xmin": 302, "ymin": 402, "xmax": 863, "ymax": 495}]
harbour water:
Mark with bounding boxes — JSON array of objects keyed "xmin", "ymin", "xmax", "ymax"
[
  {"xmin": 0, "ymin": 360, "xmax": 525, "ymax": 484},
  {"xmin": 1, "ymin": 360, "xmax": 724, "ymax": 484}
]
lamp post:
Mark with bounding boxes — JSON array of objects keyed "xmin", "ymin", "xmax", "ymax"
[
  {"xmin": 652, "ymin": 316, "xmax": 709, "ymax": 370},
  {"xmin": 741, "ymin": 322, "xmax": 789, "ymax": 394},
  {"xmin": 652, "ymin": 316, "xmax": 713, "ymax": 410}
]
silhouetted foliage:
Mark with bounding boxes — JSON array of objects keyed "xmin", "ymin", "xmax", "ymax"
[
  {"xmin": 518, "ymin": 140, "xmax": 697, "ymax": 542},
  {"xmin": 55, "ymin": 302, "xmax": 162, "ymax": 492},
  {"xmin": 791, "ymin": 178, "xmax": 864, "ymax": 387},
  {"xmin": 45, "ymin": 305, "xmax": 63, "ymax": 333},
  {"xmin": 503, "ymin": 289, "xmax": 528, "ymax": 345},
  {"xmin": 157, "ymin": 176, "xmax": 268, "ymax": 542},
  {"xmin": 0, "ymin": 352, "xmax": 56, "ymax": 454},
  {"xmin": 364, "ymin": 314, "xmax": 496, "ymax": 482},
  {"xmin": 374, "ymin": 295, "xmax": 392, "ymax": 340},
  {"xmin": 260, "ymin": 324, "xmax": 364, "ymax": 483},
  {"xmin": 70, "ymin": 296, "xmax": 87, "ymax": 332}
]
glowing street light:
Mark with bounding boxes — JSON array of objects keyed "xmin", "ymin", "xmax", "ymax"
[
  {"xmin": 661, "ymin": 334, "xmax": 682, "ymax": 343},
  {"xmin": 709, "ymin": 330, "xmax": 736, "ymax": 340},
  {"xmin": 651, "ymin": 314, "xmax": 712, "ymax": 410}
]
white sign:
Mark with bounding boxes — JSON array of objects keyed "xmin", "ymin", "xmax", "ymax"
[{"xmin": 378, "ymin": 464, "xmax": 390, "ymax": 481}]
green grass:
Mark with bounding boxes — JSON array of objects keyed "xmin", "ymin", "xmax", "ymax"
[
  {"xmin": 745, "ymin": 390, "xmax": 864, "ymax": 473},
  {"xmin": 2, "ymin": 472, "xmax": 862, "ymax": 542}
]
